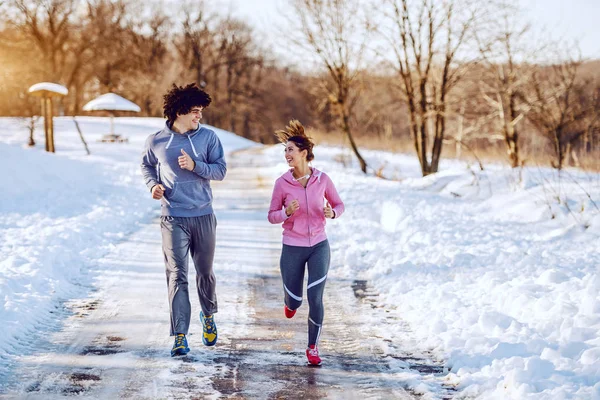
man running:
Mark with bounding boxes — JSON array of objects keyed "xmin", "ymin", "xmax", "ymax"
[{"xmin": 141, "ymin": 83, "xmax": 226, "ymax": 356}]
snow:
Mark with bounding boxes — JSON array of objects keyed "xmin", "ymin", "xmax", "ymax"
[
  {"xmin": 0, "ymin": 117, "xmax": 256, "ymax": 381},
  {"xmin": 1, "ymin": 116, "xmax": 599, "ymax": 399},
  {"xmin": 261, "ymin": 144, "xmax": 600, "ymax": 399},
  {"xmin": 82, "ymin": 93, "xmax": 141, "ymax": 112},
  {"xmin": 28, "ymin": 82, "xmax": 68, "ymax": 96}
]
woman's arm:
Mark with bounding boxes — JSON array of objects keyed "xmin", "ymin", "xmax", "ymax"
[
  {"xmin": 325, "ymin": 175, "xmax": 344, "ymax": 219},
  {"xmin": 268, "ymin": 180, "xmax": 288, "ymax": 224}
]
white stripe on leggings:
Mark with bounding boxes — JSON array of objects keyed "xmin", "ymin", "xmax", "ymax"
[
  {"xmin": 284, "ymin": 284, "xmax": 302, "ymax": 302},
  {"xmin": 307, "ymin": 274, "xmax": 327, "ymax": 290},
  {"xmin": 309, "ymin": 317, "xmax": 323, "ymax": 346}
]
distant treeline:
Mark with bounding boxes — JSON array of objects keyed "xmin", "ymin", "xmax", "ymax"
[{"xmin": 1, "ymin": 0, "xmax": 599, "ymax": 173}]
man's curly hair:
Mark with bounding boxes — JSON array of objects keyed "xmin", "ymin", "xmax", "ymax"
[
  {"xmin": 275, "ymin": 119, "xmax": 315, "ymax": 162},
  {"xmin": 163, "ymin": 83, "xmax": 212, "ymax": 123}
]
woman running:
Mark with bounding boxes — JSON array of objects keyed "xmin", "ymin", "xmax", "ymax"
[{"xmin": 268, "ymin": 120, "xmax": 345, "ymax": 366}]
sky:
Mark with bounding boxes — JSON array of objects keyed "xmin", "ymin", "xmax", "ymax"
[
  {"xmin": 211, "ymin": 0, "xmax": 600, "ymax": 60},
  {"xmin": 526, "ymin": 0, "xmax": 600, "ymax": 59}
]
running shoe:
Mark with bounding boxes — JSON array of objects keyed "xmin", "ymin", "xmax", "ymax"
[
  {"xmin": 200, "ymin": 311, "xmax": 218, "ymax": 346},
  {"xmin": 306, "ymin": 344, "xmax": 322, "ymax": 366},
  {"xmin": 284, "ymin": 305, "xmax": 296, "ymax": 319},
  {"xmin": 171, "ymin": 333, "xmax": 190, "ymax": 357}
]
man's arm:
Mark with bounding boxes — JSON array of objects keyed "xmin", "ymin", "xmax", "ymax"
[
  {"xmin": 192, "ymin": 133, "xmax": 227, "ymax": 181},
  {"xmin": 141, "ymin": 135, "xmax": 159, "ymax": 191}
]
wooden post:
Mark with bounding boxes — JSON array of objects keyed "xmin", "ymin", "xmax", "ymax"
[
  {"xmin": 42, "ymin": 97, "xmax": 50, "ymax": 152},
  {"xmin": 46, "ymin": 97, "xmax": 55, "ymax": 153},
  {"xmin": 28, "ymin": 82, "xmax": 68, "ymax": 153}
]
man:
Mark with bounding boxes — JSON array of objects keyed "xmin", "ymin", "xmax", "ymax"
[{"xmin": 141, "ymin": 83, "xmax": 226, "ymax": 356}]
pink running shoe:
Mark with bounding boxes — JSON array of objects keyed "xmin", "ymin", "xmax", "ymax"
[
  {"xmin": 284, "ymin": 305, "xmax": 296, "ymax": 319},
  {"xmin": 306, "ymin": 344, "xmax": 322, "ymax": 366}
]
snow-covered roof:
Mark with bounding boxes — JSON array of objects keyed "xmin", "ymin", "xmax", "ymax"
[
  {"xmin": 28, "ymin": 82, "xmax": 68, "ymax": 96},
  {"xmin": 83, "ymin": 93, "xmax": 141, "ymax": 112}
]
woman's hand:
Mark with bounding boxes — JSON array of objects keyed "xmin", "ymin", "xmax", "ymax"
[
  {"xmin": 286, "ymin": 200, "xmax": 300, "ymax": 216},
  {"xmin": 324, "ymin": 201, "xmax": 334, "ymax": 219}
]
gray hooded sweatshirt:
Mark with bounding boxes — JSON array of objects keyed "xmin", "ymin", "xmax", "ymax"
[{"xmin": 141, "ymin": 122, "xmax": 226, "ymax": 217}]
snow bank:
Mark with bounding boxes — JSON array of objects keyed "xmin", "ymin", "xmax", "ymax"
[
  {"xmin": 331, "ymin": 150, "xmax": 600, "ymax": 399},
  {"xmin": 0, "ymin": 117, "xmax": 257, "ymax": 379},
  {"xmin": 261, "ymin": 143, "xmax": 600, "ymax": 399}
]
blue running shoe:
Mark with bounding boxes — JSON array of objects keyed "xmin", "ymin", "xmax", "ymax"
[
  {"xmin": 171, "ymin": 333, "xmax": 190, "ymax": 357},
  {"xmin": 200, "ymin": 312, "xmax": 218, "ymax": 346}
]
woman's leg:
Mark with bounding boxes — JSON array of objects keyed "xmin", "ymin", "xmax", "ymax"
[
  {"xmin": 280, "ymin": 244, "xmax": 309, "ymax": 311},
  {"xmin": 306, "ymin": 240, "xmax": 331, "ymax": 346}
]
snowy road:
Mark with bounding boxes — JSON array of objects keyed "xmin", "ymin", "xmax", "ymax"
[
  {"xmin": 0, "ymin": 151, "xmax": 452, "ymax": 399},
  {"xmin": 2, "ymin": 117, "xmax": 600, "ymax": 398}
]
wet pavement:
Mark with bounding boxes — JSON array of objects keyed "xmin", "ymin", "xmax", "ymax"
[
  {"xmin": 0, "ymin": 150, "xmax": 454, "ymax": 399},
  {"xmin": 199, "ymin": 152, "xmax": 454, "ymax": 399}
]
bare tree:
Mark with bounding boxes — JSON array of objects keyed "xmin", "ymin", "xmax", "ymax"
[
  {"xmin": 379, "ymin": 0, "xmax": 480, "ymax": 176},
  {"xmin": 247, "ymin": 66, "xmax": 318, "ymax": 143},
  {"xmin": 0, "ymin": 24, "xmax": 47, "ymax": 114},
  {"xmin": 476, "ymin": 3, "xmax": 536, "ymax": 168},
  {"xmin": 174, "ymin": 7, "xmax": 280, "ymax": 138},
  {"xmin": 61, "ymin": 0, "xmax": 107, "ymax": 114},
  {"xmin": 86, "ymin": 0, "xmax": 136, "ymax": 92},
  {"xmin": 63, "ymin": 0, "xmax": 170, "ymax": 115},
  {"xmin": 581, "ymin": 86, "xmax": 600, "ymax": 162},
  {"xmin": 525, "ymin": 58, "xmax": 596, "ymax": 170},
  {"xmin": 174, "ymin": 6, "xmax": 252, "ymax": 127},
  {"xmin": 217, "ymin": 18, "xmax": 261, "ymax": 133},
  {"xmin": 285, "ymin": 0, "xmax": 369, "ymax": 173},
  {"xmin": 449, "ymin": 92, "xmax": 498, "ymax": 161},
  {"xmin": 8, "ymin": 0, "xmax": 77, "ymax": 81},
  {"xmin": 126, "ymin": 6, "xmax": 170, "ymax": 115},
  {"xmin": 174, "ymin": 4, "xmax": 221, "ymax": 90}
]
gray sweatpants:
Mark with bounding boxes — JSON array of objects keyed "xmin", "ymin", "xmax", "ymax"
[
  {"xmin": 160, "ymin": 214, "xmax": 218, "ymax": 336},
  {"xmin": 280, "ymin": 240, "xmax": 330, "ymax": 346}
]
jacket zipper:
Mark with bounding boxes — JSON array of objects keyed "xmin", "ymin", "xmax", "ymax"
[{"xmin": 304, "ymin": 181, "xmax": 311, "ymax": 247}]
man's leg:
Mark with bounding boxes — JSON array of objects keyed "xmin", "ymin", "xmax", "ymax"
[
  {"xmin": 161, "ymin": 216, "xmax": 192, "ymax": 336},
  {"xmin": 280, "ymin": 244, "xmax": 309, "ymax": 311},
  {"xmin": 306, "ymin": 240, "xmax": 330, "ymax": 346},
  {"xmin": 189, "ymin": 213, "xmax": 218, "ymax": 315}
]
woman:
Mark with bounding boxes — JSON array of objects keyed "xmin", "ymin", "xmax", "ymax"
[{"xmin": 268, "ymin": 120, "xmax": 345, "ymax": 366}]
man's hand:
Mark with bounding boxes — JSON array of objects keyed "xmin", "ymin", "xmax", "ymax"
[
  {"xmin": 178, "ymin": 149, "xmax": 195, "ymax": 171},
  {"xmin": 286, "ymin": 200, "xmax": 300, "ymax": 217},
  {"xmin": 151, "ymin": 184, "xmax": 165, "ymax": 200},
  {"xmin": 324, "ymin": 201, "xmax": 334, "ymax": 219}
]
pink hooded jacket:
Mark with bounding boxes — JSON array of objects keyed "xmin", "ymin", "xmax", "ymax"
[{"xmin": 268, "ymin": 168, "xmax": 345, "ymax": 247}]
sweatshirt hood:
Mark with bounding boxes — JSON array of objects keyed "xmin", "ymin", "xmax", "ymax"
[
  {"xmin": 282, "ymin": 167, "xmax": 323, "ymax": 185},
  {"xmin": 161, "ymin": 122, "xmax": 205, "ymax": 157},
  {"xmin": 163, "ymin": 121, "xmax": 203, "ymax": 137}
]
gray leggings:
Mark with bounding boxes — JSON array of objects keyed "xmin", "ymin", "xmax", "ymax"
[
  {"xmin": 161, "ymin": 214, "xmax": 218, "ymax": 336},
  {"xmin": 280, "ymin": 240, "xmax": 330, "ymax": 346}
]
